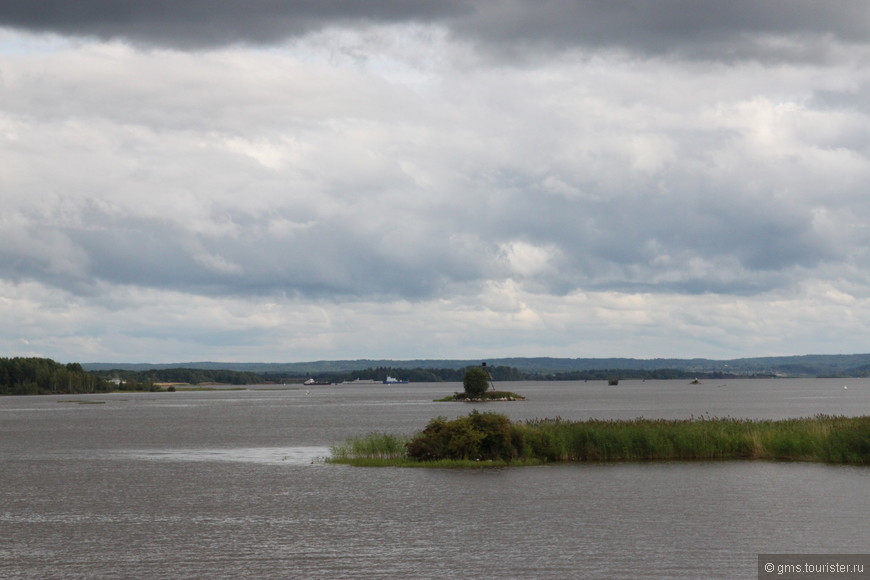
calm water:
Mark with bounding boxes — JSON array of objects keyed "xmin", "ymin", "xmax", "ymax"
[{"xmin": 1, "ymin": 379, "xmax": 868, "ymax": 579}]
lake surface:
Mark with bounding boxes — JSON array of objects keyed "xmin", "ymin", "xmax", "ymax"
[{"xmin": 1, "ymin": 378, "xmax": 868, "ymax": 579}]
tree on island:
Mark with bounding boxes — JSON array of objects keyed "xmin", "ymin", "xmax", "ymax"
[
  {"xmin": 436, "ymin": 365, "xmax": 524, "ymax": 401},
  {"xmin": 463, "ymin": 366, "xmax": 491, "ymax": 398}
]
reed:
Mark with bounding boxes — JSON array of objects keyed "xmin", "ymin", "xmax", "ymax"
[
  {"xmin": 511, "ymin": 415, "xmax": 870, "ymax": 463},
  {"xmin": 328, "ymin": 413, "xmax": 870, "ymax": 467},
  {"xmin": 329, "ymin": 432, "xmax": 410, "ymax": 461}
]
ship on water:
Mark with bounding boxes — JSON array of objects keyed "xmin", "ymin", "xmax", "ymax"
[
  {"xmin": 303, "ymin": 378, "xmax": 331, "ymax": 386},
  {"xmin": 383, "ymin": 376, "xmax": 409, "ymax": 384}
]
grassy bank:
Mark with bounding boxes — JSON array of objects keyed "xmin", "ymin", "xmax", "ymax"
[{"xmin": 328, "ymin": 413, "xmax": 870, "ymax": 467}]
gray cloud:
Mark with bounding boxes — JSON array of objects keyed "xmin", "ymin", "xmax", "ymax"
[
  {"xmin": 0, "ymin": 0, "xmax": 466, "ymax": 48},
  {"xmin": 458, "ymin": 1, "xmax": 870, "ymax": 62},
  {"xmin": 2, "ymin": 0, "xmax": 869, "ymax": 62}
]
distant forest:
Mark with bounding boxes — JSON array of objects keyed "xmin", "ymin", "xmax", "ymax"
[
  {"xmin": 7, "ymin": 353, "xmax": 870, "ymax": 396},
  {"xmin": 2, "ymin": 357, "xmax": 741, "ymax": 395},
  {"xmin": 0, "ymin": 357, "xmax": 109, "ymax": 395},
  {"xmin": 93, "ymin": 364, "xmax": 739, "ymax": 386},
  {"xmin": 0, "ymin": 358, "xmax": 266, "ymax": 395},
  {"xmin": 83, "ymin": 353, "xmax": 870, "ymax": 378}
]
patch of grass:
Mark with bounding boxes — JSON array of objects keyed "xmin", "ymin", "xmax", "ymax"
[{"xmin": 328, "ymin": 413, "xmax": 870, "ymax": 467}]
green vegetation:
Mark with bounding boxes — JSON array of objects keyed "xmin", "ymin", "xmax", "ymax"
[
  {"xmin": 328, "ymin": 412, "xmax": 870, "ymax": 467},
  {"xmin": 0, "ymin": 358, "xmax": 109, "ymax": 395},
  {"xmin": 463, "ymin": 367, "xmax": 490, "ymax": 397},
  {"xmin": 0, "ymin": 357, "xmax": 255, "ymax": 395},
  {"xmin": 330, "ymin": 432, "xmax": 410, "ymax": 461},
  {"xmin": 407, "ymin": 411, "xmax": 515, "ymax": 461}
]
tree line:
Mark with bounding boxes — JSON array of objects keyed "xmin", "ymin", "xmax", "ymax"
[
  {"xmin": 0, "ymin": 358, "xmax": 265, "ymax": 395},
  {"xmin": 276, "ymin": 365, "xmax": 741, "ymax": 384},
  {"xmin": 0, "ymin": 357, "xmax": 109, "ymax": 395},
  {"xmin": 1, "ymin": 357, "xmax": 748, "ymax": 396},
  {"xmin": 274, "ymin": 365, "xmax": 527, "ymax": 384},
  {"xmin": 103, "ymin": 364, "xmax": 743, "ymax": 385}
]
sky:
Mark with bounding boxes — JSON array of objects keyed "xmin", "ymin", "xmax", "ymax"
[{"xmin": 2, "ymin": 1, "xmax": 870, "ymax": 364}]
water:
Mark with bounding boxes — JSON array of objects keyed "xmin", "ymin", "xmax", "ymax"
[{"xmin": 1, "ymin": 379, "xmax": 868, "ymax": 579}]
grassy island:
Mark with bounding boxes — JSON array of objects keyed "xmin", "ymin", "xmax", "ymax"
[{"xmin": 329, "ymin": 412, "xmax": 870, "ymax": 468}]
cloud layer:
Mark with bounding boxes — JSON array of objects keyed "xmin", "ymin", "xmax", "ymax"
[
  {"xmin": 5, "ymin": 1, "xmax": 870, "ymax": 60},
  {"xmin": 3, "ymin": 2, "xmax": 870, "ymax": 362}
]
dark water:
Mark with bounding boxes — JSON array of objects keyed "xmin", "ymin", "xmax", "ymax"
[{"xmin": 2, "ymin": 379, "xmax": 868, "ymax": 579}]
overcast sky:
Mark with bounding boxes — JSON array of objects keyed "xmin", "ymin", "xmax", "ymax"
[{"xmin": 3, "ymin": 1, "xmax": 870, "ymax": 363}]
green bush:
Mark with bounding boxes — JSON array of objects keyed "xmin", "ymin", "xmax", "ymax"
[{"xmin": 406, "ymin": 411, "xmax": 517, "ymax": 461}]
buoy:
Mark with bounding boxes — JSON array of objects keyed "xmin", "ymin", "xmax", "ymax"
[{"xmin": 844, "ymin": 385, "xmax": 848, "ymax": 390}]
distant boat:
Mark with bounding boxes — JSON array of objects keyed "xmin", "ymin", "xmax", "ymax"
[
  {"xmin": 303, "ymin": 378, "xmax": 331, "ymax": 386},
  {"xmin": 383, "ymin": 376, "xmax": 409, "ymax": 384}
]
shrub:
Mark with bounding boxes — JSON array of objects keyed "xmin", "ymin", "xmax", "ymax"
[{"xmin": 406, "ymin": 411, "xmax": 517, "ymax": 461}]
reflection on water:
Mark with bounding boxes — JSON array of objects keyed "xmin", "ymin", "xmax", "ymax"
[
  {"xmin": 123, "ymin": 446, "xmax": 331, "ymax": 465},
  {"xmin": 1, "ymin": 379, "xmax": 869, "ymax": 579}
]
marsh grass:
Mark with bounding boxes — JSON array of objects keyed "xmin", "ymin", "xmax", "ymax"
[
  {"xmin": 330, "ymin": 432, "xmax": 410, "ymax": 461},
  {"xmin": 328, "ymin": 414, "xmax": 870, "ymax": 467}
]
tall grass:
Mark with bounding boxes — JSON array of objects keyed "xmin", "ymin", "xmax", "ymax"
[
  {"xmin": 329, "ymin": 432, "xmax": 410, "ymax": 461},
  {"xmin": 328, "ymin": 414, "xmax": 870, "ymax": 466}
]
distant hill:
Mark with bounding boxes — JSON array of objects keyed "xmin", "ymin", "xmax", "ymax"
[{"xmin": 83, "ymin": 353, "xmax": 870, "ymax": 378}]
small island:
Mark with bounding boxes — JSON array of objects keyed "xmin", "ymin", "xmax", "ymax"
[{"xmin": 436, "ymin": 365, "xmax": 526, "ymax": 402}]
